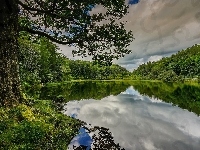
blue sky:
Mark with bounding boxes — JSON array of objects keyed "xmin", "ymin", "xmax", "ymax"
[
  {"xmin": 128, "ymin": 0, "xmax": 139, "ymax": 5},
  {"xmin": 58, "ymin": 0, "xmax": 200, "ymax": 71}
]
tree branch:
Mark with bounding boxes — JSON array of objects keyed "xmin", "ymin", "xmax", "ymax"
[
  {"xmin": 16, "ymin": 0, "xmax": 74, "ymax": 21},
  {"xmin": 17, "ymin": 0, "xmax": 51, "ymax": 13},
  {"xmin": 21, "ymin": 27, "xmax": 82, "ymax": 45},
  {"xmin": 52, "ymin": 0, "xmax": 58, "ymax": 12},
  {"xmin": 16, "ymin": 0, "xmax": 73, "ymax": 20}
]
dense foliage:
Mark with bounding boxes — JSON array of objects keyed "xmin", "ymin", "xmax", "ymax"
[
  {"xmin": 69, "ymin": 60, "xmax": 130, "ymax": 80},
  {"xmin": 1, "ymin": 0, "xmax": 134, "ymax": 106},
  {"xmin": 18, "ymin": 0, "xmax": 133, "ymax": 65},
  {"xmin": 19, "ymin": 32, "xmax": 72, "ymax": 85},
  {"xmin": 132, "ymin": 44, "xmax": 200, "ymax": 82},
  {"xmin": 0, "ymin": 100, "xmax": 81, "ymax": 149},
  {"xmin": 1, "ymin": 0, "xmax": 134, "ymax": 148},
  {"xmin": 1, "ymin": 33, "xmax": 84, "ymax": 148},
  {"xmin": 19, "ymin": 32, "xmax": 131, "ymax": 89},
  {"xmin": 0, "ymin": 31, "xmax": 131, "ymax": 149}
]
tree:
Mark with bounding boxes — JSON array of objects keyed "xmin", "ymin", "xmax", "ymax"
[
  {"xmin": 19, "ymin": 33, "xmax": 72, "ymax": 84},
  {"xmin": 0, "ymin": 0, "xmax": 133, "ymax": 106}
]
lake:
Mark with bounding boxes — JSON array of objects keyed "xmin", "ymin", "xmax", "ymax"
[{"xmin": 43, "ymin": 81, "xmax": 200, "ymax": 149}]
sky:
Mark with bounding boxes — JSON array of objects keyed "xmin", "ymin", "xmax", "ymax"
[{"xmin": 58, "ymin": 0, "xmax": 200, "ymax": 71}]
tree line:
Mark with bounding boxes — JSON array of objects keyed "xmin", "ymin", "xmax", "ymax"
[
  {"xmin": 0, "ymin": 0, "xmax": 133, "ymax": 106},
  {"xmin": 132, "ymin": 44, "xmax": 200, "ymax": 82},
  {"xmin": 19, "ymin": 32, "xmax": 131, "ymax": 88}
]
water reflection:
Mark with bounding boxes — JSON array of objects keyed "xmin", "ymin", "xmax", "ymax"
[
  {"xmin": 131, "ymin": 81, "xmax": 200, "ymax": 115},
  {"xmin": 64, "ymin": 85, "xmax": 200, "ymax": 150},
  {"xmin": 39, "ymin": 81, "xmax": 130, "ymax": 102},
  {"xmin": 68, "ymin": 127, "xmax": 92, "ymax": 150}
]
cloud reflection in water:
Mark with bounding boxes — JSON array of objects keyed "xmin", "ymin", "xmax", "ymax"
[{"xmin": 64, "ymin": 86, "xmax": 200, "ymax": 150}]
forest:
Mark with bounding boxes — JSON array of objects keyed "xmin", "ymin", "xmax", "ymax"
[
  {"xmin": 2, "ymin": 27, "xmax": 200, "ymax": 150},
  {"xmin": 0, "ymin": 32, "xmax": 132, "ymax": 149},
  {"xmin": 132, "ymin": 44, "xmax": 200, "ymax": 82},
  {"xmin": 19, "ymin": 32, "xmax": 131, "ymax": 88},
  {"xmin": 21, "ymin": 30, "xmax": 200, "ymax": 86},
  {"xmin": 0, "ymin": 0, "xmax": 135, "ymax": 148},
  {"xmin": 1, "ymin": 0, "xmax": 200, "ymax": 149}
]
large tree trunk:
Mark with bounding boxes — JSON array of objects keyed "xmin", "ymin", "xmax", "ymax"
[{"xmin": 0, "ymin": 0, "xmax": 22, "ymax": 106}]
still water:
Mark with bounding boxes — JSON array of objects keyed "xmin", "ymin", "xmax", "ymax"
[{"xmin": 59, "ymin": 81, "xmax": 200, "ymax": 149}]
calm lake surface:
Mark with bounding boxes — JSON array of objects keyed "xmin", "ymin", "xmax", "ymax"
[{"xmin": 44, "ymin": 81, "xmax": 200, "ymax": 149}]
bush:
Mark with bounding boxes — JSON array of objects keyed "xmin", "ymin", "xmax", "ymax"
[{"xmin": 0, "ymin": 101, "xmax": 81, "ymax": 149}]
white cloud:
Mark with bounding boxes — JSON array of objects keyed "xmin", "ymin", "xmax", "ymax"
[
  {"xmin": 116, "ymin": 0, "xmax": 200, "ymax": 69},
  {"xmin": 56, "ymin": 0, "xmax": 200, "ymax": 70},
  {"xmin": 147, "ymin": 55, "xmax": 163, "ymax": 62}
]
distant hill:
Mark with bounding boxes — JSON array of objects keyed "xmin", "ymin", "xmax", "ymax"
[{"xmin": 132, "ymin": 44, "xmax": 200, "ymax": 82}]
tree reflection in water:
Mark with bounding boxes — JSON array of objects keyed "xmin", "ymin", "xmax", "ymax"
[{"xmin": 73, "ymin": 124, "xmax": 125, "ymax": 150}]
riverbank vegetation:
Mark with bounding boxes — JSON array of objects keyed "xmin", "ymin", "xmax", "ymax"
[
  {"xmin": 2, "ymin": 28, "xmax": 200, "ymax": 149},
  {"xmin": 0, "ymin": 100, "xmax": 81, "ymax": 149},
  {"xmin": 132, "ymin": 44, "xmax": 200, "ymax": 82},
  {"xmin": 1, "ymin": 0, "xmax": 133, "ymax": 148},
  {"xmin": 1, "ymin": 31, "xmax": 131, "ymax": 149},
  {"xmin": 0, "ymin": 33, "xmax": 84, "ymax": 149},
  {"xmin": 19, "ymin": 32, "xmax": 131, "ymax": 90},
  {"xmin": 2, "ymin": 32, "xmax": 200, "ymax": 148},
  {"xmin": 1, "ymin": 0, "xmax": 200, "ymax": 147}
]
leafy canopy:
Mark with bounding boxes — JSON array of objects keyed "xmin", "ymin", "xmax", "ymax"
[{"xmin": 17, "ymin": 0, "xmax": 134, "ymax": 65}]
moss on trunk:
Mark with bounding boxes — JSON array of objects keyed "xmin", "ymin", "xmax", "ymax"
[{"xmin": 0, "ymin": 0, "xmax": 22, "ymax": 106}]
